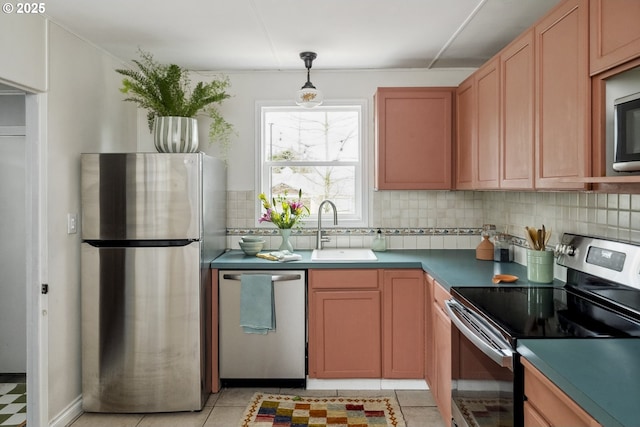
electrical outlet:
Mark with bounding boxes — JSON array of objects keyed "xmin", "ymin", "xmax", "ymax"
[{"xmin": 67, "ymin": 213, "xmax": 78, "ymax": 234}]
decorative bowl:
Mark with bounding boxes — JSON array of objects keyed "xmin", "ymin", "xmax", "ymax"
[
  {"xmin": 241, "ymin": 235, "xmax": 264, "ymax": 242},
  {"xmin": 239, "ymin": 240, "xmax": 264, "ymax": 256}
]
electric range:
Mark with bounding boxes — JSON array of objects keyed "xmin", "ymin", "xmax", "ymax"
[{"xmin": 446, "ymin": 233, "xmax": 640, "ymax": 427}]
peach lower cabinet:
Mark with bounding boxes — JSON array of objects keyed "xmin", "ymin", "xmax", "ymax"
[
  {"xmin": 424, "ymin": 273, "xmax": 452, "ymax": 424},
  {"xmin": 307, "ymin": 269, "xmax": 425, "ymax": 380},
  {"xmin": 521, "ymin": 357, "xmax": 601, "ymax": 427}
]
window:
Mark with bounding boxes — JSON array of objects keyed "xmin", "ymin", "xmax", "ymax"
[{"xmin": 257, "ymin": 100, "xmax": 368, "ymax": 226}]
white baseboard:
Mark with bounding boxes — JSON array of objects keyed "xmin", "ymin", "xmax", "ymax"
[
  {"xmin": 48, "ymin": 395, "xmax": 83, "ymax": 427},
  {"xmin": 381, "ymin": 379, "xmax": 428, "ymax": 390},
  {"xmin": 306, "ymin": 378, "xmax": 428, "ymax": 390}
]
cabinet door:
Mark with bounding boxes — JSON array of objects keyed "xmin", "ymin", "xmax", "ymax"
[
  {"xmin": 590, "ymin": 0, "xmax": 640, "ymax": 75},
  {"xmin": 430, "ymin": 280, "xmax": 452, "ymax": 424},
  {"xmin": 382, "ymin": 270, "xmax": 424, "ymax": 379},
  {"xmin": 210, "ymin": 269, "xmax": 219, "ymax": 393},
  {"xmin": 522, "ymin": 357, "xmax": 602, "ymax": 427},
  {"xmin": 375, "ymin": 87, "xmax": 454, "ymax": 190},
  {"xmin": 309, "ymin": 269, "xmax": 379, "ymax": 290},
  {"xmin": 500, "ymin": 30, "xmax": 535, "ymax": 189},
  {"xmin": 433, "ymin": 290, "xmax": 452, "ymax": 424},
  {"xmin": 309, "ymin": 290, "xmax": 381, "ymax": 378},
  {"xmin": 476, "ymin": 58, "xmax": 501, "ymax": 189},
  {"xmin": 456, "ymin": 76, "xmax": 476, "ymax": 189},
  {"xmin": 523, "ymin": 401, "xmax": 551, "ymax": 427},
  {"xmin": 535, "ymin": 0, "xmax": 590, "ymax": 190},
  {"xmin": 424, "ymin": 274, "xmax": 436, "ymax": 387}
]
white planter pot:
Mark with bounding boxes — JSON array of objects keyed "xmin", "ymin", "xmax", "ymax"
[{"xmin": 152, "ymin": 116, "xmax": 199, "ymax": 153}]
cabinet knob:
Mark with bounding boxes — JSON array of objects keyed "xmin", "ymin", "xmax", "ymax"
[{"xmin": 554, "ymin": 243, "xmax": 575, "ymax": 257}]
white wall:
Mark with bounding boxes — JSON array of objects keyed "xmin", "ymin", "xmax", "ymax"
[
  {"xmin": 0, "ymin": 13, "xmax": 46, "ymax": 92},
  {"xmin": 0, "ymin": 17, "xmax": 144, "ymax": 422},
  {"xmin": 45, "ymin": 23, "xmax": 138, "ymax": 421},
  {"xmin": 178, "ymin": 68, "xmax": 475, "ymax": 190}
]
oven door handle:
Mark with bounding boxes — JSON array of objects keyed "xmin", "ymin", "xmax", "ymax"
[{"xmin": 445, "ymin": 299, "xmax": 513, "ymax": 370}]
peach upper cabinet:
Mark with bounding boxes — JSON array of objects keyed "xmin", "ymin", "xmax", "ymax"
[
  {"xmin": 590, "ymin": 0, "xmax": 640, "ymax": 75},
  {"xmin": 534, "ymin": 0, "xmax": 590, "ymax": 190},
  {"xmin": 375, "ymin": 87, "xmax": 454, "ymax": 190},
  {"xmin": 501, "ymin": 30, "xmax": 536, "ymax": 189},
  {"xmin": 456, "ymin": 58, "xmax": 500, "ymax": 190},
  {"xmin": 457, "ymin": 0, "xmax": 590, "ymax": 191}
]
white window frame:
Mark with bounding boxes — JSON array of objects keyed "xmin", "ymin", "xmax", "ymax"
[{"xmin": 255, "ymin": 99, "xmax": 369, "ymax": 228}]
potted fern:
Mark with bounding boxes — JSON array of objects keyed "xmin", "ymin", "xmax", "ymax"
[{"xmin": 116, "ymin": 50, "xmax": 233, "ymax": 154}]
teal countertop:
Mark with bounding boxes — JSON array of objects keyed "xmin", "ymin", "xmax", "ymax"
[
  {"xmin": 211, "ymin": 249, "xmax": 635, "ymax": 425},
  {"xmin": 518, "ymin": 339, "xmax": 640, "ymax": 427},
  {"xmin": 211, "ymin": 249, "xmax": 563, "ymax": 290}
]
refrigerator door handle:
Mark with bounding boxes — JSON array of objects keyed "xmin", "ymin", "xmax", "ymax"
[{"xmin": 222, "ymin": 273, "xmax": 302, "ymax": 282}]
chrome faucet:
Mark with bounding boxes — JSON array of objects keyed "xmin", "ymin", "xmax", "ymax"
[{"xmin": 316, "ymin": 200, "xmax": 338, "ymax": 250}]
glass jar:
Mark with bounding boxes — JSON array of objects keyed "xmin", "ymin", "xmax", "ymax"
[{"xmin": 494, "ymin": 233, "xmax": 514, "ymax": 262}]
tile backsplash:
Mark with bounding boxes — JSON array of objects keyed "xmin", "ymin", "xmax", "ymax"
[{"xmin": 227, "ymin": 189, "xmax": 640, "ymax": 252}]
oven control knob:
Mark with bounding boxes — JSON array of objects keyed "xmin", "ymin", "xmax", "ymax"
[{"xmin": 554, "ymin": 243, "xmax": 575, "ymax": 256}]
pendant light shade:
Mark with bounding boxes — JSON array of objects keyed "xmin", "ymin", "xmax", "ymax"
[{"xmin": 296, "ymin": 52, "xmax": 323, "ymax": 108}]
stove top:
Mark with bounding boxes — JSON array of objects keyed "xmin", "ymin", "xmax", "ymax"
[
  {"xmin": 451, "ymin": 233, "xmax": 640, "ymax": 346},
  {"xmin": 451, "ymin": 286, "xmax": 640, "ymax": 346}
]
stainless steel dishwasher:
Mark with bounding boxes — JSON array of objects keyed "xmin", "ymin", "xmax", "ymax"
[{"xmin": 218, "ymin": 270, "xmax": 306, "ymax": 387}]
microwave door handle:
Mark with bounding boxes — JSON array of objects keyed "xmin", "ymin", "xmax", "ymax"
[{"xmin": 445, "ymin": 299, "xmax": 513, "ymax": 370}]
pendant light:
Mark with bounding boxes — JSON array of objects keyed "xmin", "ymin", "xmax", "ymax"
[{"xmin": 295, "ymin": 51, "xmax": 323, "ymax": 108}]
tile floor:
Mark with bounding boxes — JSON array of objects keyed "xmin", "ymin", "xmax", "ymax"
[
  {"xmin": 0, "ymin": 374, "xmax": 27, "ymax": 427},
  {"xmin": 68, "ymin": 388, "xmax": 446, "ymax": 427}
]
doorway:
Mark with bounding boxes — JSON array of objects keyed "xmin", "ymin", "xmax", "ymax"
[
  {"xmin": 0, "ymin": 89, "xmax": 27, "ymax": 427},
  {"xmin": 0, "ymin": 82, "xmax": 46, "ymax": 426}
]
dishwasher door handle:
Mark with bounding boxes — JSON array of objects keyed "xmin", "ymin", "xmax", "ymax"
[{"xmin": 222, "ymin": 273, "xmax": 302, "ymax": 282}]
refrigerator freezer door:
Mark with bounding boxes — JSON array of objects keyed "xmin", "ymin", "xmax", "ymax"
[
  {"xmin": 81, "ymin": 242, "xmax": 205, "ymax": 412},
  {"xmin": 81, "ymin": 153, "xmax": 202, "ymax": 241}
]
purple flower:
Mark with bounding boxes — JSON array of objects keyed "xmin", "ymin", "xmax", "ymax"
[
  {"xmin": 258, "ymin": 209, "xmax": 272, "ymax": 223},
  {"xmin": 257, "ymin": 189, "xmax": 309, "ymax": 228}
]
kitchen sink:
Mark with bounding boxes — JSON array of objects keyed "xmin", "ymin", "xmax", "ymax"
[{"xmin": 311, "ymin": 248, "xmax": 378, "ymax": 262}]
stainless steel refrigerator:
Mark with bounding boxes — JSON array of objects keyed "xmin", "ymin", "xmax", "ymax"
[{"xmin": 80, "ymin": 152, "xmax": 226, "ymax": 413}]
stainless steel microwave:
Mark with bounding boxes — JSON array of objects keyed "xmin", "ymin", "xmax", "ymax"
[{"xmin": 613, "ymin": 92, "xmax": 640, "ymax": 172}]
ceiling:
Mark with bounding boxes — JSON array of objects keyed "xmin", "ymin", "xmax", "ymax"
[{"xmin": 43, "ymin": 0, "xmax": 560, "ymax": 71}]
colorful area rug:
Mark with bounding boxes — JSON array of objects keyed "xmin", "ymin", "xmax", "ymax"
[
  {"xmin": 239, "ymin": 393, "xmax": 406, "ymax": 427},
  {"xmin": 455, "ymin": 397, "xmax": 513, "ymax": 427},
  {"xmin": 0, "ymin": 383, "xmax": 26, "ymax": 427}
]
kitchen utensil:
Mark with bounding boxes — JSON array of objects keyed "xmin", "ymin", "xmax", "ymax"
[
  {"xmin": 538, "ymin": 228, "xmax": 544, "ymax": 251},
  {"xmin": 525, "ymin": 225, "xmax": 551, "ymax": 251},
  {"xmin": 544, "ymin": 227, "xmax": 552, "ymax": 247},
  {"xmin": 492, "ymin": 274, "xmax": 518, "ymax": 284},
  {"xmin": 525, "ymin": 226, "xmax": 538, "ymax": 250}
]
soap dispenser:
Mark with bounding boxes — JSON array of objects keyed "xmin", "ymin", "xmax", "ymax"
[{"xmin": 372, "ymin": 229, "xmax": 386, "ymax": 252}]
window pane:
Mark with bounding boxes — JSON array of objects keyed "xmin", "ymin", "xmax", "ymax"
[
  {"xmin": 265, "ymin": 109, "xmax": 359, "ymax": 162},
  {"xmin": 270, "ymin": 165, "xmax": 356, "ymax": 216}
]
